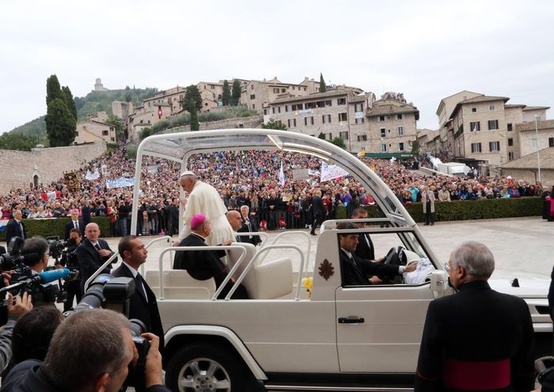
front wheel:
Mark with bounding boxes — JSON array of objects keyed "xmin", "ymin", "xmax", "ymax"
[{"xmin": 165, "ymin": 343, "xmax": 248, "ymax": 392}]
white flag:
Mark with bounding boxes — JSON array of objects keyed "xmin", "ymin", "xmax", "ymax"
[
  {"xmin": 320, "ymin": 162, "xmax": 350, "ymax": 182},
  {"xmin": 279, "ymin": 161, "xmax": 285, "ymax": 186}
]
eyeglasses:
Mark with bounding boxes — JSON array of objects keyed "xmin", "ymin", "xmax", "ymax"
[{"xmin": 443, "ymin": 261, "xmax": 451, "ymax": 273}]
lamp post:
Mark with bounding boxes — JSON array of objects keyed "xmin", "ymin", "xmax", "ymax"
[{"xmin": 535, "ymin": 114, "xmax": 541, "ymax": 184}]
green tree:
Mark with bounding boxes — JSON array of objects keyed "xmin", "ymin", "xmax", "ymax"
[
  {"xmin": 331, "ymin": 136, "xmax": 346, "ymax": 149},
  {"xmin": 182, "ymin": 85, "xmax": 202, "ymax": 112},
  {"xmin": 262, "ymin": 119, "xmax": 286, "ymax": 130},
  {"xmin": 62, "ymin": 86, "xmax": 78, "ymax": 121},
  {"xmin": 318, "ymin": 132, "xmax": 326, "ymax": 140},
  {"xmin": 105, "ymin": 114, "xmax": 126, "ymax": 141},
  {"xmin": 231, "ymin": 80, "xmax": 241, "ymax": 106},
  {"xmin": 222, "ymin": 80, "xmax": 231, "ymax": 106},
  {"xmin": 45, "ymin": 98, "xmax": 76, "ymax": 147},
  {"xmin": 189, "ymin": 105, "xmax": 200, "ymax": 131},
  {"xmin": 0, "ymin": 132, "xmax": 37, "ymax": 151},
  {"xmin": 319, "ymin": 73, "xmax": 327, "ymax": 93},
  {"xmin": 46, "ymin": 75, "xmax": 64, "ymax": 106}
]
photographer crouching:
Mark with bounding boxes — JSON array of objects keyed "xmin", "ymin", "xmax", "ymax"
[{"xmin": 1, "ymin": 308, "xmax": 169, "ymax": 392}]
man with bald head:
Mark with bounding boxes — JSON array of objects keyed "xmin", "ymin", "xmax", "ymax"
[
  {"xmin": 176, "ymin": 171, "xmax": 234, "ymax": 246},
  {"xmin": 226, "ymin": 210, "xmax": 243, "ymax": 242},
  {"xmin": 75, "ymin": 222, "xmax": 116, "ymax": 293},
  {"xmin": 6, "ymin": 209, "xmax": 26, "ymax": 247}
]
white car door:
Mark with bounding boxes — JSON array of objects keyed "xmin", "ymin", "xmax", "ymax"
[{"xmin": 335, "ymin": 283, "xmax": 434, "ymax": 373}]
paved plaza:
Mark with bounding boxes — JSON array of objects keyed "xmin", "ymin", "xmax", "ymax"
[{"xmin": 103, "ymin": 216, "xmax": 554, "ymax": 283}]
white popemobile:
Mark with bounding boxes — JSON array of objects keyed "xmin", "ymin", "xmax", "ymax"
[{"xmin": 120, "ymin": 129, "xmax": 551, "ymax": 391}]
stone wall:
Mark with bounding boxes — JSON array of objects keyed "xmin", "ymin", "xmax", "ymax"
[
  {"xmin": 0, "ymin": 142, "xmax": 106, "ymax": 194},
  {"xmin": 168, "ymin": 115, "xmax": 264, "ymax": 133}
]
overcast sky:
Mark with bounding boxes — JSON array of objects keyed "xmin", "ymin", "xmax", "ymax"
[{"xmin": 1, "ymin": 0, "xmax": 553, "ymax": 134}]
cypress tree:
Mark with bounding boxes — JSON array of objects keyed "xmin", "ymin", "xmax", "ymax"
[
  {"xmin": 222, "ymin": 80, "xmax": 231, "ymax": 106},
  {"xmin": 231, "ymin": 80, "xmax": 241, "ymax": 106},
  {"xmin": 45, "ymin": 98, "xmax": 76, "ymax": 147},
  {"xmin": 62, "ymin": 86, "xmax": 78, "ymax": 121},
  {"xmin": 319, "ymin": 73, "xmax": 327, "ymax": 93},
  {"xmin": 46, "ymin": 75, "xmax": 64, "ymax": 106}
]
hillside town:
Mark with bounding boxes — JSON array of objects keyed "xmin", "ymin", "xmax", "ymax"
[{"xmin": 76, "ymin": 77, "xmax": 553, "ymax": 186}]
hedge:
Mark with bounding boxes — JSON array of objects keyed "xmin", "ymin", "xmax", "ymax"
[
  {"xmin": 335, "ymin": 196, "xmax": 544, "ymax": 222},
  {"xmin": 0, "ymin": 217, "xmax": 111, "ymax": 242},
  {"xmin": 0, "ymin": 197, "xmax": 545, "ymax": 242}
]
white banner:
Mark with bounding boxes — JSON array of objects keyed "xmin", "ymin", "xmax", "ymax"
[
  {"xmin": 320, "ymin": 162, "xmax": 350, "ymax": 182},
  {"xmin": 85, "ymin": 169, "xmax": 100, "ymax": 181},
  {"xmin": 106, "ymin": 178, "xmax": 135, "ymax": 189}
]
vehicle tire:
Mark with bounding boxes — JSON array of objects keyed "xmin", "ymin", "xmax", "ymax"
[{"xmin": 165, "ymin": 343, "xmax": 248, "ymax": 392}]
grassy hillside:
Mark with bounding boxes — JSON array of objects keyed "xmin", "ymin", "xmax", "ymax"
[{"xmin": 9, "ymin": 86, "xmax": 158, "ymax": 138}]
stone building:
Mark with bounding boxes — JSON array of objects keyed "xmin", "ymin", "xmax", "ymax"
[
  {"xmin": 501, "ymin": 147, "xmax": 554, "ymax": 187},
  {"xmin": 365, "ymin": 93, "xmax": 419, "ymax": 156},
  {"xmin": 74, "ymin": 112, "xmax": 117, "ymax": 144},
  {"xmin": 435, "ymin": 90, "xmax": 549, "ymax": 169},
  {"xmin": 244, "ymin": 77, "xmax": 320, "ymax": 113},
  {"xmin": 264, "ymin": 89, "xmax": 419, "ymax": 155}
]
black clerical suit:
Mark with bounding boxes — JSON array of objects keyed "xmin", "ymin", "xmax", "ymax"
[
  {"xmin": 112, "ymin": 263, "xmax": 164, "ymax": 350},
  {"xmin": 174, "ymin": 233, "xmax": 248, "ymax": 299},
  {"xmin": 415, "ymin": 280, "xmax": 534, "ymax": 391},
  {"xmin": 339, "ymin": 249, "xmax": 402, "ymax": 286}
]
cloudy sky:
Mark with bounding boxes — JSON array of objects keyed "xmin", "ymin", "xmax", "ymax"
[{"xmin": 1, "ymin": 0, "xmax": 553, "ymax": 134}]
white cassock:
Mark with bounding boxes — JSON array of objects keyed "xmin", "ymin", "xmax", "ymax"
[{"xmin": 180, "ymin": 181, "xmax": 234, "ymax": 246}]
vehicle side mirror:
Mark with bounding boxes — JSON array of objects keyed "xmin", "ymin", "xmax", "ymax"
[{"xmin": 429, "ymin": 270, "xmax": 449, "ymax": 297}]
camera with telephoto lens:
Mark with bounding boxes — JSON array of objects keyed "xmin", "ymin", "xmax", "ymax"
[
  {"xmin": 46, "ymin": 236, "xmax": 65, "ymax": 263},
  {"xmin": 64, "ymin": 274, "xmax": 150, "ymax": 392},
  {"xmin": 0, "ymin": 237, "xmax": 64, "ymax": 307}
]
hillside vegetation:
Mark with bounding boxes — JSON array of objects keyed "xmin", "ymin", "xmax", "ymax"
[{"xmin": 7, "ymin": 87, "xmax": 158, "ymax": 138}]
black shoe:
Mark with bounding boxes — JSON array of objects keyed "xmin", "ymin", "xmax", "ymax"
[
  {"xmin": 430, "ymin": 223, "xmax": 434, "ymax": 226},
  {"xmin": 424, "ymin": 223, "xmax": 429, "ymax": 226},
  {"xmin": 310, "ymin": 232, "xmax": 316, "ymax": 235}
]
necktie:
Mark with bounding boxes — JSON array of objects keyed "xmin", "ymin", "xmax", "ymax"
[
  {"xmin": 94, "ymin": 243, "xmax": 101, "ymax": 251},
  {"xmin": 19, "ymin": 222, "xmax": 24, "ymax": 237},
  {"xmin": 135, "ymin": 274, "xmax": 148, "ymax": 300},
  {"xmin": 74, "ymin": 221, "xmax": 79, "ymax": 230}
]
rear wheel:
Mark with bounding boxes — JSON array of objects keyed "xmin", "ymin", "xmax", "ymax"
[{"xmin": 166, "ymin": 343, "xmax": 248, "ymax": 392}]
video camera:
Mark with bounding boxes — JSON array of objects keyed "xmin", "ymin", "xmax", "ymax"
[
  {"xmin": 65, "ymin": 274, "xmax": 150, "ymax": 392},
  {"xmin": 0, "ymin": 237, "xmax": 69, "ymax": 306}
]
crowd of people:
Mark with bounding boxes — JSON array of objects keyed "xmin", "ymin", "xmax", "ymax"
[
  {"xmin": 0, "ymin": 142, "xmax": 551, "ymax": 390},
  {"xmin": 0, "ymin": 143, "xmax": 547, "ymax": 237}
]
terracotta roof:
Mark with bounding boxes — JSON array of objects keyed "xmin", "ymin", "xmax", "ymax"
[
  {"xmin": 270, "ymin": 89, "xmax": 355, "ymax": 104},
  {"xmin": 460, "ymin": 95, "xmax": 510, "ymax": 104},
  {"xmin": 366, "ymin": 101, "xmax": 419, "ymax": 119},
  {"xmin": 501, "ymin": 147, "xmax": 554, "ymax": 169},
  {"xmin": 523, "ymin": 105, "xmax": 550, "ymax": 111},
  {"xmin": 516, "ymin": 119, "xmax": 554, "ymax": 132}
]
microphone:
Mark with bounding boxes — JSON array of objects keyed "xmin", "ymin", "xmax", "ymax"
[{"xmin": 37, "ymin": 268, "xmax": 71, "ymax": 284}]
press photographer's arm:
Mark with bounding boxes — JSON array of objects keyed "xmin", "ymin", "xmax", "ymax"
[{"xmin": 0, "ymin": 292, "xmax": 32, "ymax": 371}]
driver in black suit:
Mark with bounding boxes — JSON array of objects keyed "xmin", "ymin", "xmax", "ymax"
[{"xmin": 337, "ymin": 222, "xmax": 417, "ymax": 286}]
